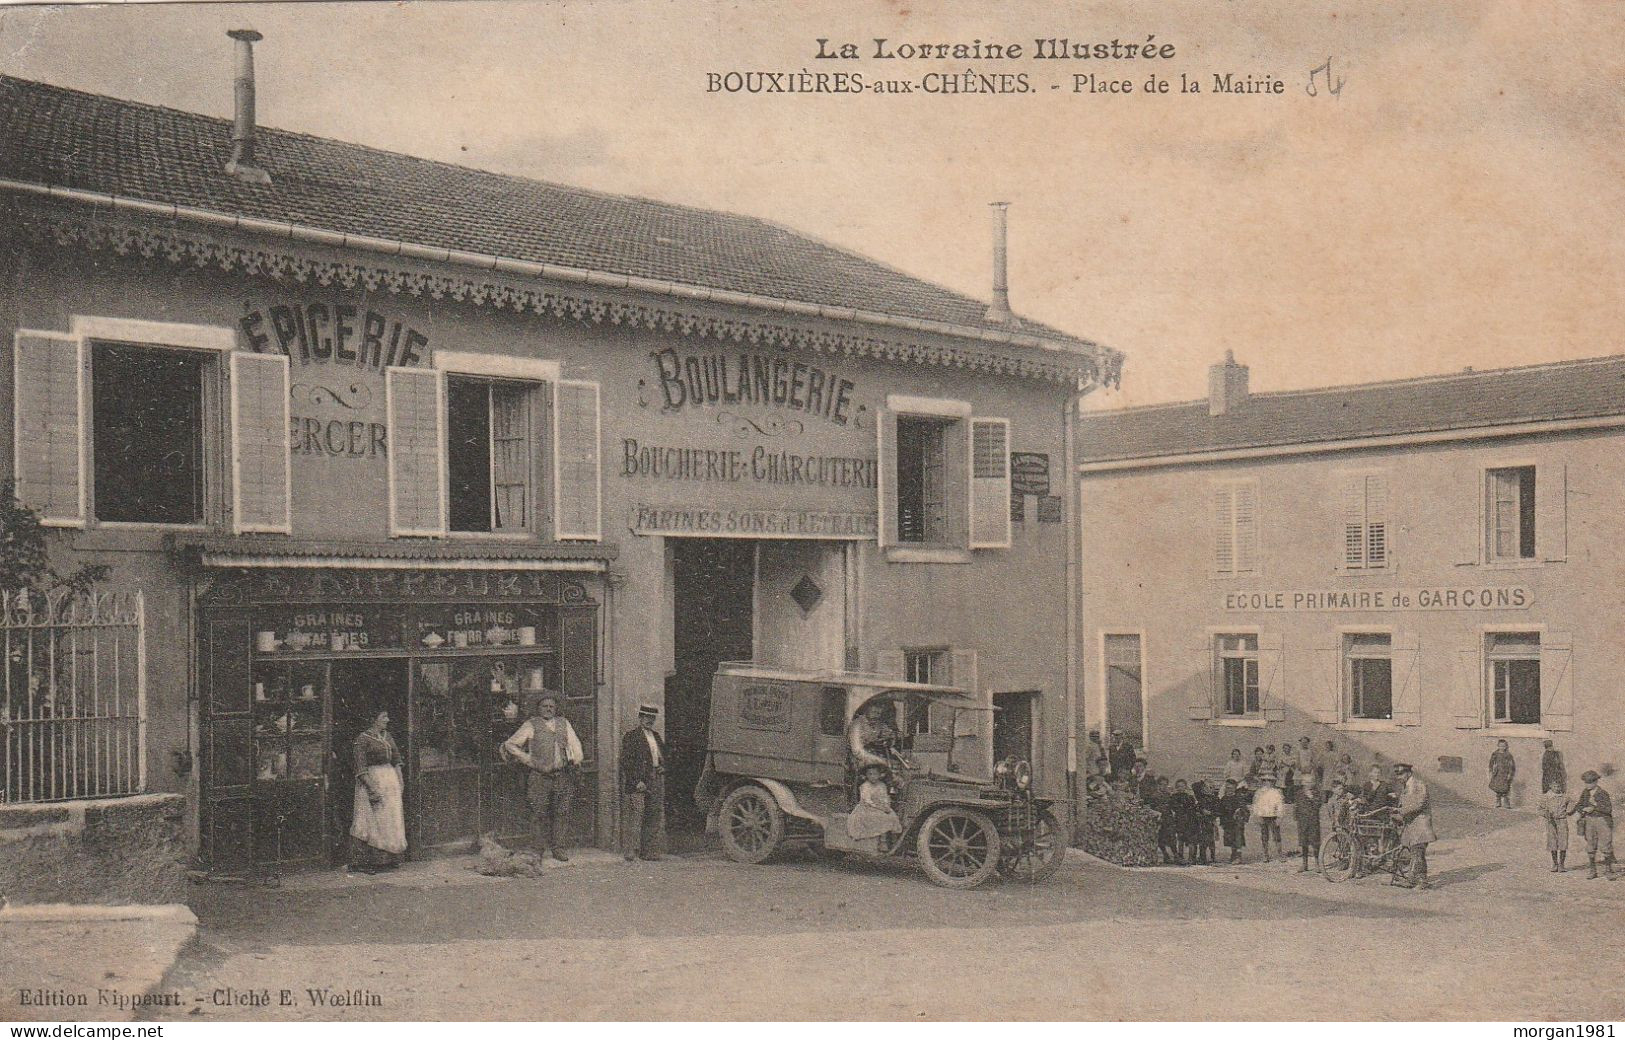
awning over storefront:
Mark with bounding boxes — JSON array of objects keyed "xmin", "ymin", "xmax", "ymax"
[{"xmin": 168, "ymin": 535, "xmax": 617, "ymax": 572}]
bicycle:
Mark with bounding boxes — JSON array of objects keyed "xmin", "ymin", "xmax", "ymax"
[{"xmin": 1320, "ymin": 805, "xmax": 1417, "ymax": 885}]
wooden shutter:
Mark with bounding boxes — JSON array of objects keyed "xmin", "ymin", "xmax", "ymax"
[
  {"xmin": 942, "ymin": 419, "xmax": 968, "ymax": 547},
  {"xmin": 1453, "ymin": 645, "xmax": 1484, "ymax": 728},
  {"xmin": 1365, "ymin": 475, "xmax": 1389, "ymax": 567},
  {"xmin": 876, "ymin": 649, "xmax": 906, "ymax": 681},
  {"xmin": 1541, "ymin": 631, "xmax": 1573, "ymax": 731},
  {"xmin": 13, "ymin": 331, "xmax": 85, "ymax": 526},
  {"xmin": 229, "ymin": 351, "xmax": 292, "ymax": 534},
  {"xmin": 1234, "ymin": 483, "xmax": 1259, "ymax": 574},
  {"xmin": 386, "ymin": 366, "xmax": 446, "ymax": 536},
  {"xmin": 1312, "ymin": 645, "xmax": 1341, "ymax": 724},
  {"xmin": 877, "ymin": 408, "xmax": 898, "ymax": 548},
  {"xmin": 968, "ymin": 418, "xmax": 1012, "ymax": 549},
  {"xmin": 552, "ymin": 379, "xmax": 601, "ymax": 541},
  {"xmin": 1187, "ymin": 641, "xmax": 1214, "ymax": 720},
  {"xmin": 1259, "ymin": 632, "xmax": 1285, "ymax": 722},
  {"xmin": 1456, "ymin": 469, "xmax": 1483, "ymax": 567},
  {"xmin": 1537, "ymin": 463, "xmax": 1568, "ymax": 562},
  {"xmin": 1391, "ymin": 631, "xmax": 1421, "ymax": 726},
  {"xmin": 1212, "ymin": 486, "xmax": 1235, "ymax": 574},
  {"xmin": 950, "ymin": 648, "xmax": 980, "ymax": 697},
  {"xmin": 1341, "ymin": 477, "xmax": 1367, "ymax": 567}
]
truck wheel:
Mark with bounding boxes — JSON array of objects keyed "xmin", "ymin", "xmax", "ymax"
[
  {"xmin": 719, "ymin": 785, "xmax": 784, "ymax": 864},
  {"xmin": 916, "ymin": 806, "xmax": 1001, "ymax": 889},
  {"xmin": 997, "ymin": 809, "xmax": 1067, "ymax": 883}
]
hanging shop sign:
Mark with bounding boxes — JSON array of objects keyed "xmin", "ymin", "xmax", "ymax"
[
  {"xmin": 1010, "ymin": 452, "xmax": 1051, "ymax": 497},
  {"xmin": 1221, "ymin": 586, "xmax": 1534, "ymax": 612}
]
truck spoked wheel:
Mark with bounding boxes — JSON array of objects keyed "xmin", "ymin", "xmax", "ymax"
[
  {"xmin": 916, "ymin": 806, "xmax": 1001, "ymax": 889},
  {"xmin": 997, "ymin": 809, "xmax": 1067, "ymax": 883},
  {"xmin": 718, "ymin": 785, "xmax": 784, "ymax": 864}
]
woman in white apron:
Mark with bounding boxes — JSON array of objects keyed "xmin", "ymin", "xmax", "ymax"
[{"xmin": 349, "ymin": 711, "xmax": 407, "ymax": 873}]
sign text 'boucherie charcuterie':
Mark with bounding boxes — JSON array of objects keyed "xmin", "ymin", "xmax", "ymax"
[{"xmin": 1222, "ymin": 586, "xmax": 1534, "ymax": 612}]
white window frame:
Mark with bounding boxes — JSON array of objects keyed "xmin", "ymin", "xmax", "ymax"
[
  {"xmin": 1481, "ymin": 461, "xmax": 1538, "ymax": 566},
  {"xmin": 1337, "ymin": 469, "xmax": 1390, "ymax": 572},
  {"xmin": 883, "ymin": 394, "xmax": 974, "ymax": 564},
  {"xmin": 71, "ymin": 315, "xmax": 235, "ymax": 531},
  {"xmin": 1214, "ymin": 630, "xmax": 1262, "ymax": 720},
  {"xmin": 1340, "ymin": 627, "xmax": 1395, "ymax": 725},
  {"xmin": 1483, "ymin": 625, "xmax": 1544, "ymax": 729},
  {"xmin": 1211, "ymin": 478, "xmax": 1260, "ymax": 577}
]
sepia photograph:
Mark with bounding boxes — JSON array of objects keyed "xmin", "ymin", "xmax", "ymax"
[{"xmin": 0, "ymin": 0, "xmax": 1621, "ymax": 1026}]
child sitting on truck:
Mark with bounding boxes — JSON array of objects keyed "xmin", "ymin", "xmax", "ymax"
[{"xmin": 847, "ymin": 764, "xmax": 902, "ymax": 842}]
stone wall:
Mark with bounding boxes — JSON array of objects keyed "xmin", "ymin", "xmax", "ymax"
[{"xmin": 0, "ymin": 794, "xmax": 188, "ymax": 905}]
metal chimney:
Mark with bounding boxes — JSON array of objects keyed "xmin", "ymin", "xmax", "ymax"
[
  {"xmin": 224, "ymin": 29, "xmax": 271, "ymax": 185},
  {"xmin": 985, "ymin": 202, "xmax": 1015, "ymax": 325}
]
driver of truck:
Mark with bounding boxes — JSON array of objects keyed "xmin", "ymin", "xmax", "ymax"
[{"xmin": 848, "ymin": 699, "xmax": 898, "ymax": 770}]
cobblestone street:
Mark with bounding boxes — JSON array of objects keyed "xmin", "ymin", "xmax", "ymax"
[{"xmin": 124, "ymin": 811, "xmax": 1625, "ymax": 1021}]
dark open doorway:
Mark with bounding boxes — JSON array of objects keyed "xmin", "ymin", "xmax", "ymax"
[
  {"xmin": 993, "ymin": 690, "xmax": 1038, "ymax": 771},
  {"xmin": 666, "ymin": 539, "xmax": 755, "ymax": 839},
  {"xmin": 328, "ymin": 658, "xmax": 409, "ymax": 864}
]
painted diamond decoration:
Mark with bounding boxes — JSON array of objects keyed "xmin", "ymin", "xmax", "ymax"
[{"xmin": 790, "ymin": 575, "xmax": 823, "ymax": 613}]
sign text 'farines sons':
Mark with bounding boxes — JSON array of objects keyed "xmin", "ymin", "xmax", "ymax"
[{"xmin": 1223, "ymin": 586, "xmax": 1534, "ymax": 612}]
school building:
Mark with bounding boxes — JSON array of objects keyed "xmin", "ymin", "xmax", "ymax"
[
  {"xmin": 0, "ymin": 35, "xmax": 1120, "ymax": 879},
  {"xmin": 1077, "ymin": 352, "xmax": 1625, "ymax": 806}
]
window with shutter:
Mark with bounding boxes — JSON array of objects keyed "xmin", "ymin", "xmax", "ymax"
[
  {"xmin": 229, "ymin": 351, "xmax": 292, "ymax": 534},
  {"xmin": 1212, "ymin": 481, "xmax": 1259, "ymax": 575},
  {"xmin": 12, "ymin": 331, "xmax": 85, "ymax": 527},
  {"xmin": 386, "ymin": 367, "xmax": 447, "ymax": 537},
  {"xmin": 446, "ymin": 376, "xmax": 535, "ymax": 534},
  {"xmin": 1485, "ymin": 631, "xmax": 1541, "ymax": 724},
  {"xmin": 92, "ymin": 345, "xmax": 208, "ymax": 525},
  {"xmin": 968, "ymin": 418, "xmax": 1012, "ymax": 549},
  {"xmin": 1341, "ymin": 473, "xmax": 1389, "ymax": 569},
  {"xmin": 552, "ymin": 379, "xmax": 601, "ymax": 541},
  {"xmin": 1485, "ymin": 466, "xmax": 1536, "ymax": 561}
]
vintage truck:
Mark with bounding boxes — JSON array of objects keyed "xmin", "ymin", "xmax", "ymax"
[{"xmin": 695, "ymin": 662, "xmax": 1067, "ymax": 889}]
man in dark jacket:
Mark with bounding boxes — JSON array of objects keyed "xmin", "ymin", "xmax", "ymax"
[{"xmin": 620, "ymin": 703, "xmax": 666, "ymax": 862}]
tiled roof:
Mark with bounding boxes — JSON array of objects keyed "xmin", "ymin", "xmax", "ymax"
[
  {"xmin": 1077, "ymin": 355, "xmax": 1625, "ymax": 465},
  {"xmin": 0, "ymin": 75, "xmax": 1095, "ymax": 350}
]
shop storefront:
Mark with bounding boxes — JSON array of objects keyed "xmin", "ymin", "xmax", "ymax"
[{"xmin": 188, "ymin": 561, "xmax": 607, "ymax": 872}]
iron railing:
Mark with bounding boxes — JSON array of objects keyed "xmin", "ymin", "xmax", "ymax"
[{"xmin": 2, "ymin": 588, "xmax": 145, "ymax": 803}]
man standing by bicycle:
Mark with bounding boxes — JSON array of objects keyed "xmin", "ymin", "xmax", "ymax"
[{"xmin": 1393, "ymin": 763, "xmax": 1435, "ymax": 890}]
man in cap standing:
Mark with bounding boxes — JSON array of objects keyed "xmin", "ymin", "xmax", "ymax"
[
  {"xmin": 1392, "ymin": 763, "xmax": 1435, "ymax": 890},
  {"xmin": 501, "ymin": 693, "xmax": 583, "ymax": 862},
  {"xmin": 1568, "ymin": 770, "xmax": 1617, "ymax": 880},
  {"xmin": 620, "ymin": 703, "xmax": 666, "ymax": 862}
]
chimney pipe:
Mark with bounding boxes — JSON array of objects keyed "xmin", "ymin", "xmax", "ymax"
[
  {"xmin": 985, "ymin": 201, "xmax": 1015, "ymax": 325},
  {"xmin": 225, "ymin": 29, "xmax": 271, "ymax": 185}
]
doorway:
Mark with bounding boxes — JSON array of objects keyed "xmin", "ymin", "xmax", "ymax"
[
  {"xmin": 328, "ymin": 658, "xmax": 409, "ymax": 863},
  {"xmin": 665, "ymin": 539, "xmax": 755, "ymax": 837},
  {"xmin": 1103, "ymin": 633, "xmax": 1145, "ymax": 746},
  {"xmin": 993, "ymin": 690, "xmax": 1038, "ymax": 769}
]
